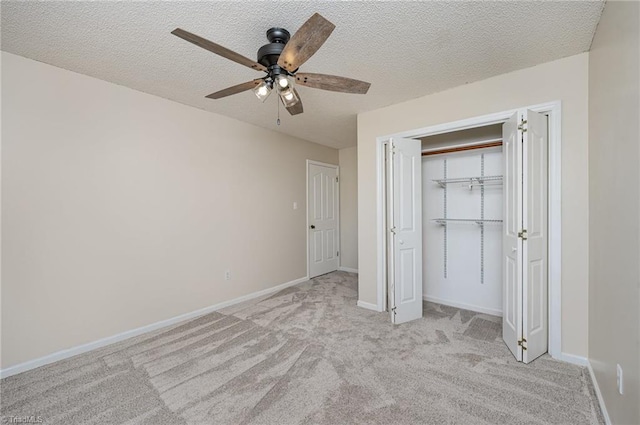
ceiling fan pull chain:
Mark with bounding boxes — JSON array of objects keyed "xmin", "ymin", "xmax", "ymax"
[{"xmin": 277, "ymin": 95, "xmax": 281, "ymax": 126}]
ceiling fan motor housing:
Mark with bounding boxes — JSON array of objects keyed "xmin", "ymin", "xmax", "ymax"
[{"xmin": 257, "ymin": 27, "xmax": 290, "ymax": 68}]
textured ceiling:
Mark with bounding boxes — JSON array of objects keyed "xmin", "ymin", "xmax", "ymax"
[{"xmin": 1, "ymin": 1, "xmax": 604, "ymax": 149}]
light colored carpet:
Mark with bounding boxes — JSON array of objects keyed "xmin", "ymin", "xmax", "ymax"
[{"xmin": 1, "ymin": 271, "xmax": 604, "ymax": 424}]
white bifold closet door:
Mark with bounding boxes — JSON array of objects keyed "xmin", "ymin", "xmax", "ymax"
[
  {"xmin": 388, "ymin": 137, "xmax": 423, "ymax": 324},
  {"xmin": 502, "ymin": 110, "xmax": 548, "ymax": 364}
]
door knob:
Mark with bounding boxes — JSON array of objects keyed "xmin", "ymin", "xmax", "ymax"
[{"xmin": 310, "ymin": 225, "xmax": 315, "ymax": 229}]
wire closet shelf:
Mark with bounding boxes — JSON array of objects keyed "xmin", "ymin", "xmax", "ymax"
[
  {"xmin": 433, "ymin": 175, "xmax": 503, "ymax": 189},
  {"xmin": 433, "ymin": 218, "xmax": 503, "ymax": 226}
]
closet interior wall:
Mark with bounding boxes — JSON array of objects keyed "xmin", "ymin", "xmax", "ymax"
[{"xmin": 421, "ymin": 125, "xmax": 504, "ymax": 316}]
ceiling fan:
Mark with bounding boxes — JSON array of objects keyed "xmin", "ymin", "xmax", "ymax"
[{"xmin": 171, "ymin": 13, "xmax": 371, "ymax": 116}]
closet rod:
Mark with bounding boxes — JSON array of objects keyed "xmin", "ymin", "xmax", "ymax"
[{"xmin": 422, "ymin": 140, "xmax": 502, "ymax": 157}]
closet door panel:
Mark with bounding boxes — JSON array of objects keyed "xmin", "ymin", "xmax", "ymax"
[
  {"xmin": 522, "ymin": 109, "xmax": 548, "ymax": 364},
  {"xmin": 502, "ymin": 112, "xmax": 523, "ymax": 361},
  {"xmin": 391, "ymin": 137, "xmax": 423, "ymax": 324}
]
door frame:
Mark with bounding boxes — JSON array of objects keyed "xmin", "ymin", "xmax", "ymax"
[
  {"xmin": 306, "ymin": 160, "xmax": 340, "ymax": 279},
  {"xmin": 374, "ymin": 100, "xmax": 562, "ymax": 359}
]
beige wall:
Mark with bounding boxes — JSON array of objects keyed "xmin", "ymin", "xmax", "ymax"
[
  {"xmin": 338, "ymin": 146, "xmax": 358, "ymax": 271},
  {"xmin": 0, "ymin": 53, "xmax": 3, "ymax": 370},
  {"xmin": 588, "ymin": 1, "xmax": 640, "ymax": 423},
  {"xmin": 357, "ymin": 53, "xmax": 590, "ymax": 357},
  {"xmin": 0, "ymin": 52, "xmax": 338, "ymax": 369}
]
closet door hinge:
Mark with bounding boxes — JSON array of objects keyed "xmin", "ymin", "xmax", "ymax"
[
  {"xmin": 390, "ymin": 227, "xmax": 397, "ymax": 235},
  {"xmin": 337, "ymin": 251, "xmax": 339, "ymax": 256},
  {"xmin": 391, "ymin": 306, "xmax": 397, "ymax": 317},
  {"xmin": 518, "ymin": 229, "xmax": 528, "ymax": 240},
  {"xmin": 518, "ymin": 119, "xmax": 528, "ymax": 132},
  {"xmin": 336, "ymin": 176, "xmax": 339, "ymax": 183},
  {"xmin": 518, "ymin": 338, "xmax": 528, "ymax": 350}
]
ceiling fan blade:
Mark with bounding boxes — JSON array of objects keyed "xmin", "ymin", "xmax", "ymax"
[
  {"xmin": 295, "ymin": 73, "xmax": 371, "ymax": 94},
  {"xmin": 277, "ymin": 13, "xmax": 335, "ymax": 73},
  {"xmin": 205, "ymin": 79, "xmax": 263, "ymax": 99},
  {"xmin": 172, "ymin": 28, "xmax": 267, "ymax": 72},
  {"xmin": 284, "ymin": 89, "xmax": 304, "ymax": 115}
]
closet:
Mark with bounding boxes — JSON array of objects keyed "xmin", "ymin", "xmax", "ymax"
[
  {"xmin": 421, "ymin": 125, "xmax": 504, "ymax": 317},
  {"xmin": 384, "ymin": 109, "xmax": 549, "ymax": 364}
]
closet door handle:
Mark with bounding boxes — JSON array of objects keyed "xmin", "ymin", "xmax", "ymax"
[
  {"xmin": 511, "ymin": 247, "xmax": 517, "ymax": 252},
  {"xmin": 399, "ymin": 240, "xmax": 404, "ymax": 245}
]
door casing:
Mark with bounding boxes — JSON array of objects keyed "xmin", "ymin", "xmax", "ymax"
[{"xmin": 373, "ymin": 101, "xmax": 562, "ymax": 360}]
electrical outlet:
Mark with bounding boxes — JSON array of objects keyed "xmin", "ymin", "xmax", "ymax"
[
  {"xmin": 617, "ymin": 364, "xmax": 624, "ymax": 395},
  {"xmin": 224, "ymin": 270, "xmax": 231, "ymax": 281}
]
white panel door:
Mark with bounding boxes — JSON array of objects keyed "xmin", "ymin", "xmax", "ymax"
[
  {"xmin": 502, "ymin": 112, "xmax": 523, "ymax": 361},
  {"xmin": 522, "ymin": 109, "xmax": 548, "ymax": 363},
  {"xmin": 308, "ymin": 163, "xmax": 339, "ymax": 278},
  {"xmin": 390, "ymin": 138, "xmax": 422, "ymax": 324}
]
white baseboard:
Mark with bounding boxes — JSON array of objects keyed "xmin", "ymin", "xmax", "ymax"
[
  {"xmin": 552, "ymin": 355, "xmax": 610, "ymax": 424},
  {"xmin": 587, "ymin": 361, "xmax": 612, "ymax": 425},
  {"xmin": 555, "ymin": 352, "xmax": 589, "ymax": 367},
  {"xmin": 338, "ymin": 266, "xmax": 358, "ymax": 273},
  {"xmin": 0, "ymin": 275, "xmax": 309, "ymax": 379},
  {"xmin": 357, "ymin": 300, "xmax": 380, "ymax": 312},
  {"xmin": 423, "ymin": 295, "xmax": 502, "ymax": 317}
]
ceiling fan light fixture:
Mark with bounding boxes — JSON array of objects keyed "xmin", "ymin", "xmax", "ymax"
[
  {"xmin": 173, "ymin": 12, "xmax": 370, "ymax": 117},
  {"xmin": 275, "ymin": 74, "xmax": 290, "ymax": 89},
  {"xmin": 278, "ymin": 87, "xmax": 299, "ymax": 107},
  {"xmin": 253, "ymin": 80, "xmax": 272, "ymax": 102}
]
